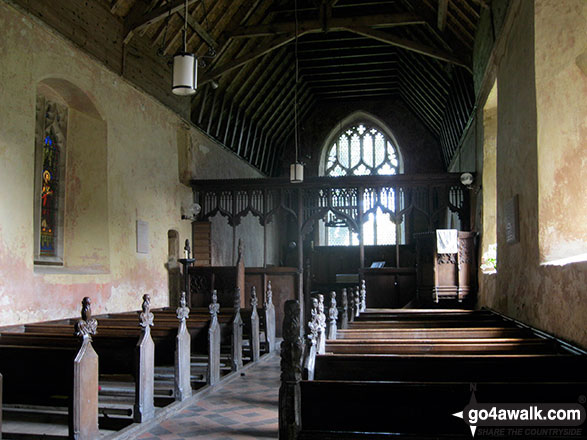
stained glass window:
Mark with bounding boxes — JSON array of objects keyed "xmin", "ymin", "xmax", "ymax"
[
  {"xmin": 35, "ymin": 97, "xmax": 67, "ymax": 263},
  {"xmin": 324, "ymin": 123, "xmax": 401, "ymax": 246},
  {"xmin": 40, "ymin": 134, "xmax": 60, "ymax": 256}
]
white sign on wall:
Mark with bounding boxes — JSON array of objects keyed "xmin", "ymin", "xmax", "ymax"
[{"xmin": 136, "ymin": 220, "xmax": 149, "ymax": 254}]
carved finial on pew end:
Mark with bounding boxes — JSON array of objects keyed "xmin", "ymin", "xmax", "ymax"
[
  {"xmin": 280, "ymin": 300, "xmax": 303, "ymax": 440},
  {"xmin": 328, "ymin": 291, "xmax": 338, "ymax": 340},
  {"xmin": 315, "ymin": 294, "xmax": 326, "ymax": 354},
  {"xmin": 304, "ymin": 297, "xmax": 320, "ymax": 379},
  {"xmin": 341, "ymin": 287, "xmax": 349, "ymax": 329},
  {"xmin": 139, "ymin": 294, "xmax": 154, "ymax": 328},
  {"xmin": 251, "ymin": 286, "xmax": 258, "ymax": 308},
  {"xmin": 209, "ymin": 290, "xmax": 220, "ymax": 317},
  {"xmin": 234, "ymin": 287, "xmax": 241, "ymax": 311},
  {"xmin": 360, "ymin": 279, "xmax": 367, "ymax": 312},
  {"xmin": 75, "ymin": 296, "xmax": 98, "ymax": 340},
  {"xmin": 281, "ymin": 300, "xmax": 303, "ymax": 382},
  {"xmin": 265, "ymin": 281, "xmax": 273, "ymax": 308},
  {"xmin": 176, "ymin": 291, "xmax": 190, "ymax": 322}
]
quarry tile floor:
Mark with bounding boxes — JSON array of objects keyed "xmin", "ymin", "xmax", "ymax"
[{"xmin": 137, "ymin": 353, "xmax": 280, "ymax": 440}]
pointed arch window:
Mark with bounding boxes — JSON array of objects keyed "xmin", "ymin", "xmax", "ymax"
[
  {"xmin": 34, "ymin": 96, "xmax": 67, "ymax": 264},
  {"xmin": 322, "ymin": 122, "xmax": 403, "ymax": 246}
]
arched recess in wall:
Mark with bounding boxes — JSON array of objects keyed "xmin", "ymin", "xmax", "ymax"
[
  {"xmin": 34, "ymin": 78, "xmax": 110, "ymax": 273},
  {"xmin": 317, "ymin": 111, "xmax": 405, "ymax": 246}
]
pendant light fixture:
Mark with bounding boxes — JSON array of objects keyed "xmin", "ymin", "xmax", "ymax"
[
  {"xmin": 290, "ymin": 0, "xmax": 303, "ymax": 183},
  {"xmin": 172, "ymin": 0, "xmax": 197, "ymax": 95}
]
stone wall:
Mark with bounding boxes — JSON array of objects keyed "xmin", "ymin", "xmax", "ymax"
[
  {"xmin": 472, "ymin": 0, "xmax": 587, "ymax": 348},
  {"xmin": 0, "ymin": 2, "xmax": 273, "ymax": 326}
]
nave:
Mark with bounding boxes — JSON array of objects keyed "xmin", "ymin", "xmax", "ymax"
[{"xmin": 138, "ymin": 353, "xmax": 279, "ymax": 440}]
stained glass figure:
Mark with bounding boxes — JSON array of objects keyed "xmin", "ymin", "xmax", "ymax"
[{"xmin": 40, "ymin": 134, "xmax": 60, "ymax": 256}]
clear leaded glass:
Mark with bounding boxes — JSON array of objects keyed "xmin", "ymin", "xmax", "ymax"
[{"xmin": 323, "ymin": 123, "xmax": 400, "ymax": 246}]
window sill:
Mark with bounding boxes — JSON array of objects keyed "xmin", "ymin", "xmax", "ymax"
[{"xmin": 34, "ymin": 265, "xmax": 110, "ymax": 275}]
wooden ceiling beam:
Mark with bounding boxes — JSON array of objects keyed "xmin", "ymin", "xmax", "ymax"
[
  {"xmin": 177, "ymin": 9, "xmax": 219, "ymax": 51},
  {"xmin": 271, "ymin": 88, "xmax": 313, "ymax": 145},
  {"xmin": 299, "ymin": 61, "xmax": 396, "ymax": 75},
  {"xmin": 297, "ymin": 46, "xmax": 395, "ymax": 62},
  {"xmin": 306, "ymin": 72, "xmax": 397, "ymax": 84},
  {"xmin": 437, "ymin": 0, "xmax": 448, "ymax": 31},
  {"xmin": 399, "ymin": 88, "xmax": 441, "ymax": 134},
  {"xmin": 256, "ymin": 73, "xmax": 296, "ymax": 128},
  {"xmin": 298, "ymin": 55, "xmax": 397, "ymax": 70},
  {"xmin": 265, "ymin": 85, "xmax": 311, "ymax": 140},
  {"xmin": 199, "ymin": 33, "xmax": 298, "ymax": 84},
  {"xmin": 310, "ymin": 79, "xmax": 398, "ymax": 90},
  {"xmin": 343, "ymin": 26, "xmax": 470, "ymax": 71},
  {"xmin": 242, "ymin": 50, "xmax": 293, "ymax": 113},
  {"xmin": 314, "ymin": 85, "xmax": 398, "ymax": 96},
  {"xmin": 252, "ymin": 68, "xmax": 296, "ymax": 123},
  {"xmin": 276, "ymin": 94, "xmax": 316, "ymax": 146},
  {"xmin": 124, "ymin": 0, "xmax": 199, "ymax": 44},
  {"xmin": 319, "ymin": 91, "xmax": 397, "ymax": 101},
  {"xmin": 230, "ymin": 13, "xmax": 424, "ymax": 38}
]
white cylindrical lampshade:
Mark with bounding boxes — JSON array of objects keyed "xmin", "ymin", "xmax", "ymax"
[
  {"xmin": 290, "ymin": 163, "xmax": 304, "ymax": 183},
  {"xmin": 172, "ymin": 53, "xmax": 197, "ymax": 95}
]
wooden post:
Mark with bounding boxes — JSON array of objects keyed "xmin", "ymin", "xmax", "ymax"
[
  {"xmin": 264, "ymin": 280, "xmax": 276, "ymax": 353},
  {"xmin": 360, "ymin": 279, "xmax": 367, "ymax": 312},
  {"xmin": 328, "ymin": 291, "xmax": 338, "ymax": 340},
  {"xmin": 72, "ymin": 297, "xmax": 99, "ymax": 440},
  {"xmin": 303, "ymin": 297, "xmax": 319, "ymax": 380},
  {"xmin": 297, "ymin": 188, "xmax": 305, "ymax": 334},
  {"xmin": 208, "ymin": 290, "xmax": 221, "ymax": 385},
  {"xmin": 134, "ymin": 294, "xmax": 155, "ymax": 422},
  {"xmin": 175, "ymin": 292, "xmax": 192, "ymax": 401},
  {"xmin": 231, "ymin": 287, "xmax": 244, "ymax": 371},
  {"xmin": 348, "ymin": 288, "xmax": 355, "ymax": 323},
  {"xmin": 279, "ymin": 300, "xmax": 303, "ymax": 440},
  {"xmin": 354, "ymin": 287, "xmax": 361, "ymax": 318},
  {"xmin": 316, "ymin": 294, "xmax": 326, "ymax": 355},
  {"xmin": 250, "ymin": 286, "xmax": 261, "ymax": 362},
  {"xmin": 341, "ymin": 288, "xmax": 349, "ymax": 329},
  {"xmin": 358, "ymin": 185, "xmax": 365, "ymax": 270}
]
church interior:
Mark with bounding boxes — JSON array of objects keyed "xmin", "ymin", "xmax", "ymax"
[{"xmin": 0, "ymin": 0, "xmax": 585, "ymax": 438}]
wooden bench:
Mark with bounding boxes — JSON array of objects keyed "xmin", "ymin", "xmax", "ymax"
[
  {"xmin": 0, "ymin": 297, "xmax": 100, "ymax": 440},
  {"xmin": 279, "ymin": 302, "xmax": 587, "ymax": 439}
]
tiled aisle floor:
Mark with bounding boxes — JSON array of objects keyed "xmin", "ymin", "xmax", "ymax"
[{"xmin": 138, "ymin": 355, "xmax": 279, "ymax": 440}]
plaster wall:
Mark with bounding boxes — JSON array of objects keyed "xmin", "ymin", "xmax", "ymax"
[
  {"xmin": 0, "ymin": 3, "xmax": 268, "ymax": 326},
  {"xmin": 534, "ymin": 0, "xmax": 587, "ymax": 263},
  {"xmin": 178, "ymin": 128, "xmax": 280, "ymax": 267},
  {"xmin": 487, "ymin": 0, "xmax": 586, "ymax": 348}
]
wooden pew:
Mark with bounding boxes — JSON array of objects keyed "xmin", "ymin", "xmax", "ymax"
[
  {"xmin": 313, "ymin": 354, "xmax": 587, "ymax": 382},
  {"xmin": 337, "ymin": 326, "xmax": 532, "ymax": 339},
  {"xmin": 0, "ymin": 297, "xmax": 100, "ymax": 440},
  {"xmin": 279, "ymin": 302, "xmax": 587, "ymax": 439},
  {"xmin": 299, "ymin": 381, "xmax": 587, "ymax": 439},
  {"xmin": 3, "ymin": 295, "xmax": 161, "ymax": 423}
]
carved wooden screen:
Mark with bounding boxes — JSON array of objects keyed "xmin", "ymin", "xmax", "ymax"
[{"xmin": 192, "ymin": 175, "xmax": 469, "ymax": 243}]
